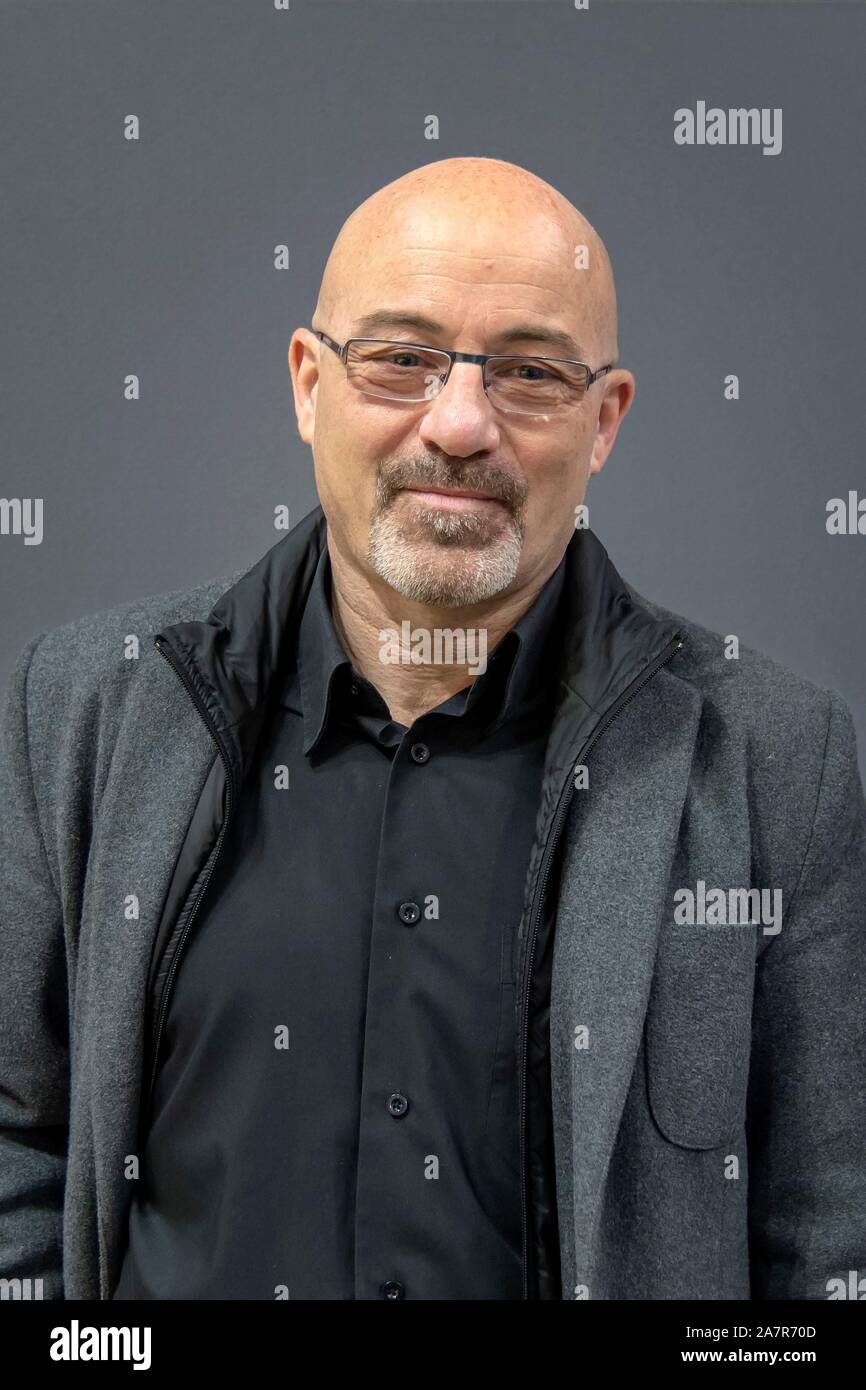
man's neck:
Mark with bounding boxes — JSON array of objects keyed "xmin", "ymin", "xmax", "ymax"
[{"xmin": 326, "ymin": 543, "xmax": 551, "ymax": 728}]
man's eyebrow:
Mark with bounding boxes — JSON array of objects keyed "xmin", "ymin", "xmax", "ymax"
[{"xmin": 350, "ymin": 310, "xmax": 589, "ymax": 360}]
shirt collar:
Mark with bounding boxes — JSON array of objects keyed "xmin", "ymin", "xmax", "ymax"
[{"xmin": 293, "ymin": 542, "xmax": 567, "ymax": 756}]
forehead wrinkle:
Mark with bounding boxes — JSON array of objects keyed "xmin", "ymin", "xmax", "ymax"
[
  {"xmin": 386, "ymin": 272, "xmax": 603, "ymax": 349},
  {"xmin": 394, "ymin": 271, "xmax": 574, "ymax": 291},
  {"xmin": 398, "ymin": 246, "xmax": 569, "ymax": 268}
]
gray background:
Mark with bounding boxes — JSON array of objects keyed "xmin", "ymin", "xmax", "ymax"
[{"xmin": 2, "ymin": 0, "xmax": 864, "ymax": 775}]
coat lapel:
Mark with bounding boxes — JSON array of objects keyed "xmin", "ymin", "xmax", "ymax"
[
  {"xmin": 71, "ymin": 653, "xmax": 218, "ymax": 1299},
  {"xmin": 549, "ymin": 666, "xmax": 703, "ymax": 1296}
]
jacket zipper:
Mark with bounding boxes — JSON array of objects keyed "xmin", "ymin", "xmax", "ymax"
[
  {"xmin": 147, "ymin": 636, "xmax": 236, "ymax": 1110},
  {"xmin": 518, "ymin": 632, "xmax": 685, "ymax": 1300}
]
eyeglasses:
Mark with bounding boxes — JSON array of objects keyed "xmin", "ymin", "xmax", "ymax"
[{"xmin": 313, "ymin": 328, "xmax": 614, "ymax": 418}]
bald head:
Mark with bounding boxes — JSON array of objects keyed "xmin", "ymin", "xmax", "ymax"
[{"xmin": 313, "ymin": 156, "xmax": 618, "ymax": 368}]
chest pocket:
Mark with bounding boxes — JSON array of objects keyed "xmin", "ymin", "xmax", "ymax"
[{"xmin": 644, "ymin": 921, "xmax": 757, "ymax": 1149}]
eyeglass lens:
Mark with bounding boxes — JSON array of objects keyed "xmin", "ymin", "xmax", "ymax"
[{"xmin": 344, "ymin": 340, "xmax": 590, "ymax": 415}]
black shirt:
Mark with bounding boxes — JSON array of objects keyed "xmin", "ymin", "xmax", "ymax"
[{"xmin": 113, "ymin": 544, "xmax": 567, "ymax": 1300}]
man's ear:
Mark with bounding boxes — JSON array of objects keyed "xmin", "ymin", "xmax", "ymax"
[
  {"xmin": 589, "ymin": 370, "xmax": 635, "ymax": 476},
  {"xmin": 288, "ymin": 329, "xmax": 320, "ymax": 446}
]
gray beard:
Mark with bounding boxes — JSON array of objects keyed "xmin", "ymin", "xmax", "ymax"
[{"xmin": 366, "ymin": 500, "xmax": 524, "ymax": 607}]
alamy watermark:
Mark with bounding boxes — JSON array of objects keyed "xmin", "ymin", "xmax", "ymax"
[
  {"xmin": 0, "ymin": 497, "xmax": 43, "ymax": 545},
  {"xmin": 674, "ymin": 102, "xmax": 782, "ymax": 157},
  {"xmin": 49, "ymin": 1321, "xmax": 151, "ymax": 1370},
  {"xmin": 378, "ymin": 623, "xmax": 488, "ymax": 675},
  {"xmin": 0, "ymin": 1276, "xmax": 43, "ymax": 1299},
  {"xmin": 673, "ymin": 879, "xmax": 782, "ymax": 936}
]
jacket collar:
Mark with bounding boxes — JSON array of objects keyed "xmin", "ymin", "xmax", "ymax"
[{"xmin": 154, "ymin": 505, "xmax": 683, "ymax": 795}]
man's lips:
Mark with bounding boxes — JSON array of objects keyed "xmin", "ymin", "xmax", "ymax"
[{"xmin": 401, "ymin": 486, "xmax": 505, "ymax": 512}]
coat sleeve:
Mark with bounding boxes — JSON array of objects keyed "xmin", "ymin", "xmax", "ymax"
[
  {"xmin": 0, "ymin": 635, "xmax": 68, "ymax": 1299},
  {"xmin": 747, "ymin": 688, "xmax": 866, "ymax": 1299}
]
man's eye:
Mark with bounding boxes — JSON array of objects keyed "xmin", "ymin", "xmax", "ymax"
[{"xmin": 502, "ymin": 361, "xmax": 553, "ymax": 382}]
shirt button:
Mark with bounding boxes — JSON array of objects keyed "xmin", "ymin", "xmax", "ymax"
[
  {"xmin": 350, "ymin": 683, "xmax": 359, "ymax": 697},
  {"xmin": 381, "ymin": 1280, "xmax": 405, "ymax": 1299},
  {"xmin": 387, "ymin": 1092, "xmax": 409, "ymax": 1117},
  {"xmin": 397, "ymin": 901, "xmax": 420, "ymax": 925},
  {"xmin": 409, "ymin": 742, "xmax": 430, "ymax": 764}
]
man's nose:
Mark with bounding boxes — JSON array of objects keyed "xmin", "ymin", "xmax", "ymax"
[{"xmin": 416, "ymin": 361, "xmax": 501, "ymax": 457}]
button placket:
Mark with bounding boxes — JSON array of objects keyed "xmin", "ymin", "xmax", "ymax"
[{"xmin": 354, "ymin": 737, "xmax": 432, "ymax": 1299}]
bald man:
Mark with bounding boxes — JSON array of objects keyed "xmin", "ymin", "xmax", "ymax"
[{"xmin": 1, "ymin": 158, "xmax": 865, "ymax": 1303}]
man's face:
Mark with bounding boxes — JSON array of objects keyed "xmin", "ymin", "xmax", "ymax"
[{"xmin": 290, "ymin": 200, "xmax": 630, "ymax": 608}]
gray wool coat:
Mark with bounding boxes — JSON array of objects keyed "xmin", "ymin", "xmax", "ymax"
[{"xmin": 1, "ymin": 507, "xmax": 865, "ymax": 1300}]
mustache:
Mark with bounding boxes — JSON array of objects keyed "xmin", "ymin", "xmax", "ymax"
[{"xmin": 375, "ymin": 458, "xmax": 528, "ymax": 511}]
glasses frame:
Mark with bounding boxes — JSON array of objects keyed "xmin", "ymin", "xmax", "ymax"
[{"xmin": 313, "ymin": 328, "xmax": 614, "ymax": 416}]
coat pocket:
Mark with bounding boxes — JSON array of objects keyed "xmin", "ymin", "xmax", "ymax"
[{"xmin": 644, "ymin": 921, "xmax": 756, "ymax": 1149}]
